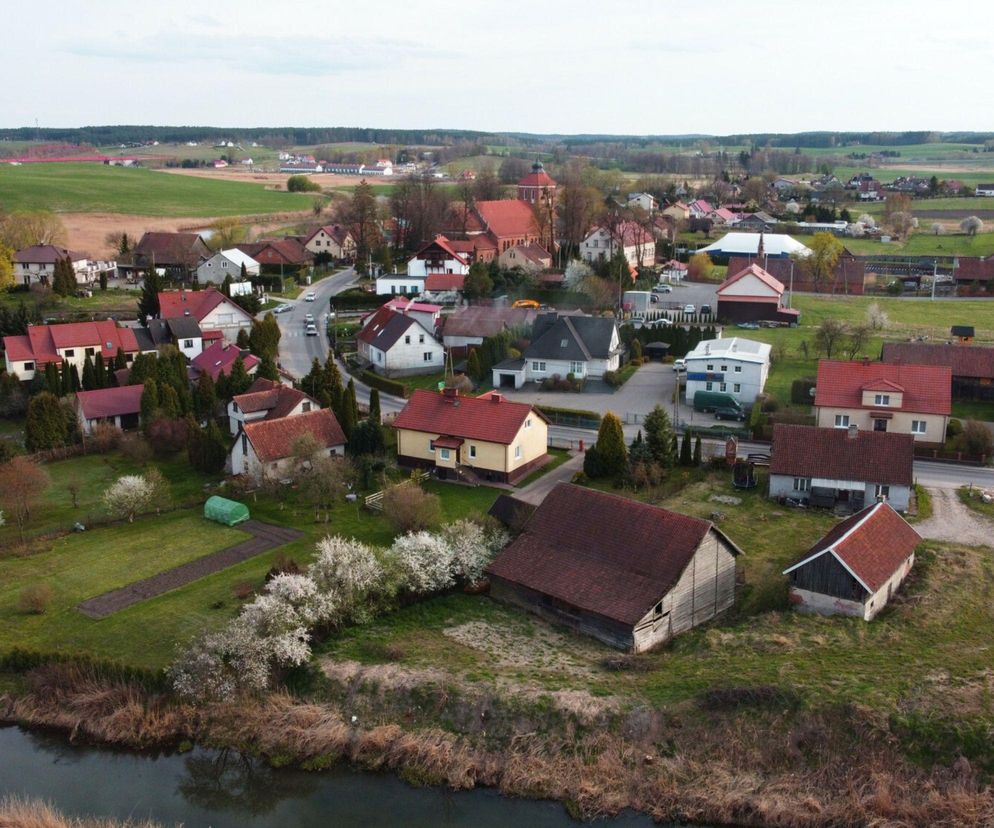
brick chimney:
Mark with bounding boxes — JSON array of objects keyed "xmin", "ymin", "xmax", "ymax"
[
  {"xmin": 490, "ymin": 392, "xmax": 503, "ymax": 404},
  {"xmin": 847, "ymin": 423, "xmax": 858, "ymax": 439},
  {"xmin": 442, "ymin": 387, "xmax": 457, "ymax": 398}
]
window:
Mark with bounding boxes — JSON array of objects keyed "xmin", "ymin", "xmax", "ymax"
[
  {"xmin": 531, "ymin": 361, "xmax": 546, "ymax": 372},
  {"xmin": 439, "ymin": 448, "xmax": 451, "ymax": 461},
  {"xmin": 569, "ymin": 361, "xmax": 583, "ymax": 374},
  {"xmin": 525, "ymin": 418, "xmax": 533, "ymax": 429},
  {"xmin": 875, "ymin": 484, "xmax": 890, "ymax": 499},
  {"xmin": 705, "ymin": 382, "xmax": 713, "ymax": 391},
  {"xmin": 874, "ymin": 418, "xmax": 888, "ymax": 432},
  {"xmin": 64, "ymin": 349, "xmax": 75, "ymax": 358},
  {"xmin": 719, "ymin": 383, "xmax": 727, "ymax": 392},
  {"xmin": 23, "ymin": 361, "xmax": 34, "ymax": 371},
  {"xmin": 241, "ymin": 433, "xmax": 248, "ymax": 453},
  {"xmin": 514, "ymin": 445, "xmax": 522, "ymax": 459},
  {"xmin": 429, "ymin": 439, "xmax": 436, "ymax": 452},
  {"xmin": 560, "ymin": 339, "xmax": 569, "ymax": 348},
  {"xmin": 183, "ymin": 339, "xmax": 193, "ymax": 348},
  {"xmin": 911, "ymin": 420, "xmax": 927, "ymax": 434},
  {"xmin": 733, "ymin": 383, "xmax": 741, "ymax": 393},
  {"xmin": 734, "ymin": 365, "xmax": 742, "ymax": 373},
  {"xmin": 793, "ymin": 477, "xmax": 811, "ymax": 492},
  {"xmin": 302, "ymin": 402, "xmax": 311, "ymax": 413},
  {"xmin": 404, "ymin": 335, "xmax": 411, "ymax": 345},
  {"xmin": 468, "ymin": 445, "xmax": 477, "ymax": 459},
  {"xmin": 419, "ymin": 334, "xmax": 425, "ymax": 344},
  {"xmin": 653, "ymin": 601, "xmax": 664, "ymax": 618},
  {"xmin": 706, "ymin": 363, "xmax": 714, "ymax": 371},
  {"xmin": 125, "ymin": 354, "xmax": 133, "ymax": 363},
  {"xmin": 85, "ymin": 348, "xmax": 95, "ymax": 357},
  {"xmin": 375, "ymin": 351, "xmax": 382, "ymax": 363},
  {"xmin": 720, "ymin": 365, "xmax": 728, "ymax": 372},
  {"xmin": 423, "ymin": 351, "xmax": 433, "ymax": 362},
  {"xmin": 834, "ymin": 414, "xmax": 850, "ymax": 428},
  {"xmin": 874, "ymin": 394, "xmax": 891, "ymax": 406}
]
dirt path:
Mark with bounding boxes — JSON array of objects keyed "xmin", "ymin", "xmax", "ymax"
[
  {"xmin": 76, "ymin": 520, "xmax": 303, "ymax": 619},
  {"xmin": 514, "ymin": 453, "xmax": 583, "ymax": 505},
  {"xmin": 915, "ymin": 487, "xmax": 993, "ymax": 546}
]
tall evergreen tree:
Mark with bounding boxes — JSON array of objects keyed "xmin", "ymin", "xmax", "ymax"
[
  {"xmin": 257, "ymin": 353, "xmax": 279, "ymax": 381},
  {"xmin": 339, "ymin": 378, "xmax": 358, "ymax": 438},
  {"xmin": 693, "ymin": 434, "xmax": 703, "ymax": 467},
  {"xmin": 226, "ymin": 356, "xmax": 251, "ymax": 396},
  {"xmin": 81, "ymin": 355, "xmax": 97, "ymax": 391},
  {"xmin": 159, "ymin": 384, "xmax": 181, "ymax": 420},
  {"xmin": 44, "ymin": 363, "xmax": 61, "ymax": 396},
  {"xmin": 25, "ymin": 392, "xmax": 68, "ymax": 451},
  {"xmin": 93, "ymin": 353, "xmax": 106, "ymax": 389},
  {"xmin": 643, "ymin": 405, "xmax": 676, "ymax": 468},
  {"xmin": 680, "ymin": 431, "xmax": 693, "ymax": 466},
  {"xmin": 59, "ymin": 359, "xmax": 72, "ymax": 396},
  {"xmin": 119, "ymin": 232, "xmax": 130, "ymax": 255},
  {"xmin": 140, "ymin": 379, "xmax": 160, "ymax": 430},
  {"xmin": 236, "ymin": 328, "xmax": 250, "ymax": 349},
  {"xmin": 113, "ymin": 347, "xmax": 127, "ymax": 371},
  {"xmin": 137, "ymin": 268, "xmax": 161, "ymax": 323},
  {"xmin": 368, "ymin": 388, "xmax": 381, "ymax": 423},
  {"xmin": 594, "ymin": 412, "xmax": 627, "ymax": 478}
]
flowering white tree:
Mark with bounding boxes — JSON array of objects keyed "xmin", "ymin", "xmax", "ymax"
[
  {"xmin": 564, "ymin": 259, "xmax": 593, "ymax": 291},
  {"xmin": 392, "ymin": 531, "xmax": 455, "ymax": 594},
  {"xmin": 857, "ymin": 213, "xmax": 877, "ymax": 229},
  {"xmin": 103, "ymin": 474, "xmax": 153, "ymax": 523},
  {"xmin": 961, "ymin": 216, "xmax": 984, "ymax": 236},
  {"xmin": 169, "ymin": 620, "xmax": 275, "ymax": 701},
  {"xmin": 441, "ymin": 520, "xmax": 510, "ymax": 583},
  {"xmin": 310, "ymin": 536, "xmax": 384, "ymax": 621}
]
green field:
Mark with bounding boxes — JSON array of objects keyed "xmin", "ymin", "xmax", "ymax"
[
  {"xmin": 0, "ymin": 163, "xmax": 313, "ymax": 216},
  {"xmin": 794, "ymin": 231, "xmax": 994, "ymax": 258},
  {"xmin": 855, "ymin": 197, "xmax": 994, "ymax": 215}
]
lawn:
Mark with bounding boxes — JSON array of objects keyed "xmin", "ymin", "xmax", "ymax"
[
  {"xmin": 830, "ymin": 231, "xmax": 994, "ymax": 258},
  {"xmin": 0, "ymin": 287, "xmax": 140, "ymax": 318},
  {"xmin": 0, "ymin": 163, "xmax": 313, "ymax": 217},
  {"xmin": 951, "ymin": 400, "xmax": 994, "ymax": 421}
]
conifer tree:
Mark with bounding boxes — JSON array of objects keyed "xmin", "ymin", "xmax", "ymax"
[
  {"xmin": 140, "ymin": 379, "xmax": 160, "ymax": 430},
  {"xmin": 81, "ymin": 355, "xmax": 97, "ymax": 391},
  {"xmin": 693, "ymin": 434, "xmax": 702, "ymax": 467},
  {"xmin": 368, "ymin": 388, "xmax": 381, "ymax": 423},
  {"xmin": 680, "ymin": 431, "xmax": 693, "ymax": 466},
  {"xmin": 594, "ymin": 412, "xmax": 627, "ymax": 478}
]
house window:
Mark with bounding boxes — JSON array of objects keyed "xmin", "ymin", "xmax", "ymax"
[
  {"xmin": 64, "ymin": 349, "xmax": 75, "ymax": 358},
  {"xmin": 525, "ymin": 418, "xmax": 532, "ymax": 428},
  {"xmin": 874, "ymin": 418, "xmax": 888, "ymax": 432},
  {"xmin": 733, "ymin": 383, "xmax": 741, "ymax": 393},
  {"xmin": 468, "ymin": 445, "xmax": 477, "ymax": 459},
  {"xmin": 404, "ymin": 335, "xmax": 411, "ymax": 345},
  {"xmin": 720, "ymin": 365, "xmax": 727, "ymax": 372},
  {"xmin": 375, "ymin": 351, "xmax": 382, "ymax": 363},
  {"xmin": 706, "ymin": 363, "xmax": 714, "ymax": 371},
  {"xmin": 23, "ymin": 361, "xmax": 34, "ymax": 371},
  {"xmin": 569, "ymin": 361, "xmax": 583, "ymax": 374},
  {"xmin": 85, "ymin": 348, "xmax": 95, "ymax": 357},
  {"xmin": 423, "ymin": 351, "xmax": 433, "ymax": 362},
  {"xmin": 734, "ymin": 365, "xmax": 742, "ymax": 373},
  {"xmin": 439, "ymin": 448, "xmax": 451, "ymax": 461},
  {"xmin": 125, "ymin": 354, "xmax": 133, "ymax": 363},
  {"xmin": 560, "ymin": 339, "xmax": 568, "ymax": 348},
  {"xmin": 874, "ymin": 394, "xmax": 891, "ymax": 406},
  {"xmin": 653, "ymin": 601, "xmax": 664, "ymax": 618},
  {"xmin": 911, "ymin": 420, "xmax": 927, "ymax": 434},
  {"xmin": 514, "ymin": 445, "xmax": 522, "ymax": 459},
  {"xmin": 419, "ymin": 334, "xmax": 425, "ymax": 344},
  {"xmin": 719, "ymin": 383, "xmax": 727, "ymax": 392},
  {"xmin": 875, "ymin": 484, "xmax": 890, "ymax": 499},
  {"xmin": 532, "ymin": 361, "xmax": 546, "ymax": 371},
  {"xmin": 705, "ymin": 382, "xmax": 713, "ymax": 391},
  {"xmin": 793, "ymin": 477, "xmax": 811, "ymax": 492},
  {"xmin": 241, "ymin": 433, "xmax": 248, "ymax": 453},
  {"xmin": 302, "ymin": 402, "xmax": 311, "ymax": 413},
  {"xmin": 834, "ymin": 414, "xmax": 850, "ymax": 428},
  {"xmin": 429, "ymin": 439, "xmax": 436, "ymax": 452},
  {"xmin": 184, "ymin": 339, "xmax": 193, "ymax": 348}
]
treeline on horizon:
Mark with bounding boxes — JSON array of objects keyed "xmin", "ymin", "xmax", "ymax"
[{"xmin": 2, "ymin": 126, "xmax": 994, "ymax": 149}]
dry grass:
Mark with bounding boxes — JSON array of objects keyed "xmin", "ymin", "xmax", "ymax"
[{"xmin": 0, "ymin": 795, "xmax": 170, "ymax": 828}]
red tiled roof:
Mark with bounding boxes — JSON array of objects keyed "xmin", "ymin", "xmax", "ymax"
[
  {"xmin": 474, "ymin": 200, "xmax": 539, "ymax": 240},
  {"xmin": 487, "ymin": 484, "xmax": 739, "ymax": 626},
  {"xmin": 191, "ymin": 340, "xmax": 259, "ymax": 381},
  {"xmin": 393, "ymin": 388, "xmax": 543, "ymax": 445},
  {"xmin": 233, "ymin": 380, "xmax": 314, "ymax": 419},
  {"xmin": 244, "ymin": 408, "xmax": 346, "ymax": 462},
  {"xmin": 237, "ymin": 238, "xmax": 312, "ymax": 266},
  {"xmin": 306, "ymin": 224, "xmax": 352, "ymax": 247},
  {"xmin": 412, "ymin": 236, "xmax": 469, "ymax": 266},
  {"xmin": 717, "ymin": 263, "xmax": 785, "ymax": 296},
  {"xmin": 881, "ymin": 342, "xmax": 994, "ymax": 380},
  {"xmin": 75, "ymin": 384, "xmax": 144, "ymax": 420},
  {"xmin": 784, "ymin": 503, "xmax": 921, "ymax": 593},
  {"xmin": 814, "ymin": 360, "xmax": 951, "ymax": 416},
  {"xmin": 357, "ymin": 306, "xmax": 421, "ymax": 351},
  {"xmin": 13, "ymin": 244, "xmax": 87, "ymax": 264},
  {"xmin": 770, "ymin": 423, "xmax": 914, "ymax": 486},
  {"xmin": 425, "ymin": 273, "xmax": 466, "ymax": 291},
  {"xmin": 517, "ymin": 170, "xmax": 557, "ymax": 188},
  {"xmin": 157, "ymin": 288, "xmax": 240, "ymax": 323},
  {"xmin": 3, "ymin": 321, "xmax": 139, "ymax": 366}
]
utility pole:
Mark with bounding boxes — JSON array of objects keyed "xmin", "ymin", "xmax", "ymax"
[
  {"xmin": 788, "ymin": 259, "xmax": 794, "ymax": 309},
  {"xmin": 931, "ymin": 260, "xmax": 937, "ymax": 301}
]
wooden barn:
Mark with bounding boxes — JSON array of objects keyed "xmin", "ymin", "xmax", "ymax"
[
  {"xmin": 486, "ymin": 484, "xmax": 742, "ymax": 652},
  {"xmin": 782, "ymin": 502, "xmax": 921, "ymax": 620}
]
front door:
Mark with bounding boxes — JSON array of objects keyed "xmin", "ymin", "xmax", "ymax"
[{"xmin": 873, "ymin": 418, "xmax": 888, "ymax": 432}]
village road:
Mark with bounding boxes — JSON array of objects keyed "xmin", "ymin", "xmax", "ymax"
[{"xmin": 915, "ymin": 487, "xmax": 994, "ymax": 546}]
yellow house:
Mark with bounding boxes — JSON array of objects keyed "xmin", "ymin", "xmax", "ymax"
[{"xmin": 393, "ymin": 388, "xmax": 549, "ymax": 484}]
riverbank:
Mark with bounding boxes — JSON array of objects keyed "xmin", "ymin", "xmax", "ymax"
[
  {"xmin": 2, "ymin": 662, "xmax": 992, "ymax": 827},
  {"xmin": 0, "ymin": 795, "xmax": 165, "ymax": 828}
]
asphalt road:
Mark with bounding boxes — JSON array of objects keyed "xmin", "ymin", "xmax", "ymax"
[{"xmin": 273, "ymin": 267, "xmax": 358, "ymax": 378}]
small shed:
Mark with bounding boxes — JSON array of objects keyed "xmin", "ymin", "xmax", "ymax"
[
  {"xmin": 643, "ymin": 341, "xmax": 671, "ymax": 360},
  {"xmin": 204, "ymin": 495, "xmax": 250, "ymax": 526}
]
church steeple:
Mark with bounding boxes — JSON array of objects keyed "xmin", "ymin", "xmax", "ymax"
[{"xmin": 756, "ymin": 231, "xmax": 765, "ymax": 261}]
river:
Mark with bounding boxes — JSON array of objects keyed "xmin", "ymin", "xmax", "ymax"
[{"xmin": 0, "ymin": 725, "xmax": 667, "ymax": 827}]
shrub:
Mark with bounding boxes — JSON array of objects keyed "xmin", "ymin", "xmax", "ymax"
[
  {"xmin": 119, "ymin": 433, "xmax": 153, "ymax": 465},
  {"xmin": 286, "ymin": 174, "xmax": 322, "ymax": 193},
  {"xmin": 89, "ymin": 422, "xmax": 123, "ymax": 453},
  {"xmin": 956, "ymin": 420, "xmax": 994, "ymax": 458},
  {"xmin": 946, "ymin": 418, "xmax": 964, "ymax": 441},
  {"xmin": 359, "ymin": 370, "xmax": 408, "ymax": 398},
  {"xmin": 760, "ymin": 394, "xmax": 781, "ymax": 413},
  {"xmin": 790, "ymin": 378, "xmax": 817, "ymax": 405},
  {"xmin": 18, "ymin": 584, "xmax": 53, "ymax": 615},
  {"xmin": 103, "ymin": 474, "xmax": 154, "ymax": 522},
  {"xmin": 233, "ymin": 581, "xmax": 256, "ymax": 600},
  {"xmin": 146, "ymin": 417, "xmax": 189, "ymax": 456},
  {"xmin": 382, "ymin": 480, "xmax": 442, "ymax": 533},
  {"xmin": 266, "ymin": 553, "xmax": 302, "ymax": 582},
  {"xmin": 602, "ymin": 370, "xmax": 621, "ymax": 387}
]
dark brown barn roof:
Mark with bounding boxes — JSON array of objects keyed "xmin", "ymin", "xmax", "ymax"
[
  {"xmin": 486, "ymin": 484, "xmax": 741, "ymax": 626},
  {"xmin": 881, "ymin": 342, "xmax": 994, "ymax": 381}
]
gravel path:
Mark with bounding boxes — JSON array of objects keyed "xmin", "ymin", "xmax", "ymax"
[
  {"xmin": 915, "ymin": 487, "xmax": 993, "ymax": 546},
  {"xmin": 77, "ymin": 520, "xmax": 304, "ymax": 619}
]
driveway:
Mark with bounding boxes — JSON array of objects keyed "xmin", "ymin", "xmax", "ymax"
[
  {"xmin": 515, "ymin": 453, "xmax": 583, "ymax": 505},
  {"xmin": 915, "ymin": 487, "xmax": 993, "ymax": 546}
]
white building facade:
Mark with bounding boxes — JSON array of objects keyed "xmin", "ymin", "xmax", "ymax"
[{"xmin": 684, "ymin": 337, "xmax": 771, "ymax": 405}]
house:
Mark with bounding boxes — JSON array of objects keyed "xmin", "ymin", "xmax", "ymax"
[
  {"xmin": 3, "ymin": 321, "xmax": 141, "ymax": 381},
  {"xmin": 715, "ymin": 263, "xmax": 801, "ymax": 325},
  {"xmin": 496, "ymin": 313, "xmax": 621, "ymax": 388},
  {"xmin": 975, "ymin": 184, "xmax": 994, "ymax": 197},
  {"xmin": 12, "ymin": 244, "xmax": 103, "ymax": 286},
  {"xmin": 441, "ymin": 305, "xmax": 538, "ymax": 356},
  {"xmin": 880, "ymin": 342, "xmax": 994, "ymax": 402},
  {"xmin": 769, "ymin": 423, "xmax": 915, "ymax": 512},
  {"xmin": 134, "ymin": 316, "xmax": 204, "ymax": 360},
  {"xmin": 375, "ymin": 273, "xmax": 425, "ymax": 296},
  {"xmin": 579, "ymin": 222, "xmax": 656, "ymax": 268},
  {"xmin": 951, "ymin": 256, "xmax": 994, "ymax": 287},
  {"xmin": 75, "ymin": 385, "xmax": 144, "ymax": 436},
  {"xmin": 782, "ymin": 502, "xmax": 921, "ymax": 620},
  {"xmin": 684, "ymin": 337, "xmax": 771, "ymax": 405},
  {"xmin": 687, "ymin": 199, "xmax": 714, "ymax": 219},
  {"xmin": 698, "ymin": 232, "xmax": 810, "ymax": 259},
  {"xmin": 726, "ymin": 249, "xmax": 866, "ymax": 295},
  {"xmin": 236, "ymin": 238, "xmax": 312, "ymax": 270},
  {"xmin": 196, "ymin": 249, "xmax": 260, "ymax": 284},
  {"xmin": 516, "ymin": 162, "xmax": 557, "ymax": 206},
  {"xmin": 661, "ymin": 201, "xmax": 690, "ymax": 221},
  {"xmin": 190, "ymin": 340, "xmax": 259, "ymax": 382},
  {"xmin": 486, "ymin": 483, "xmax": 742, "ymax": 652},
  {"xmin": 813, "ymin": 360, "xmax": 951, "ymax": 445},
  {"xmin": 406, "ymin": 236, "xmax": 470, "ymax": 282},
  {"xmin": 498, "ymin": 243, "xmax": 553, "ymax": 273},
  {"xmin": 733, "ymin": 212, "xmax": 778, "ymax": 232},
  {"xmin": 357, "ymin": 305, "xmax": 444, "ymax": 377},
  {"xmin": 393, "ymin": 388, "xmax": 548, "ymax": 484},
  {"xmin": 227, "ymin": 377, "xmax": 319, "ymax": 435},
  {"xmin": 376, "ymin": 297, "xmax": 442, "ymax": 333},
  {"xmin": 230, "ymin": 408, "xmax": 346, "ymax": 478},
  {"xmin": 157, "ymin": 288, "xmax": 255, "ymax": 344},
  {"xmin": 132, "ymin": 232, "xmax": 212, "ymax": 278},
  {"xmin": 626, "ymin": 192, "xmax": 658, "ymax": 213},
  {"xmin": 660, "ymin": 259, "xmax": 688, "ymax": 282},
  {"xmin": 303, "ymin": 224, "xmax": 356, "ymax": 260},
  {"xmin": 708, "ymin": 207, "xmax": 738, "ymax": 226}
]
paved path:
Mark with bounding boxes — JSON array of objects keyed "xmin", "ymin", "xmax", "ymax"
[
  {"xmin": 514, "ymin": 453, "xmax": 584, "ymax": 505},
  {"xmin": 77, "ymin": 520, "xmax": 304, "ymax": 619},
  {"xmin": 915, "ymin": 487, "xmax": 993, "ymax": 546}
]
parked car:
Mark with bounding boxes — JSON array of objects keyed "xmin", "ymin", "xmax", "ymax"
[
  {"xmin": 683, "ymin": 303, "xmax": 696, "ymax": 314},
  {"xmin": 304, "ymin": 292, "xmax": 317, "ymax": 302},
  {"xmin": 673, "ymin": 358, "xmax": 686, "ymax": 373},
  {"xmin": 304, "ymin": 313, "xmax": 315, "ymax": 323},
  {"xmin": 736, "ymin": 322, "xmax": 760, "ymax": 330},
  {"xmin": 273, "ymin": 303, "xmax": 292, "ymax": 314},
  {"xmin": 650, "ymin": 317, "xmax": 673, "ymax": 328},
  {"xmin": 715, "ymin": 406, "xmax": 747, "ymax": 422},
  {"xmin": 305, "ymin": 324, "xmax": 319, "ymax": 336},
  {"xmin": 700, "ymin": 304, "xmax": 712, "ymax": 316},
  {"xmin": 652, "ymin": 284, "xmax": 673, "ymax": 294},
  {"xmin": 629, "ymin": 315, "xmax": 646, "ymax": 328}
]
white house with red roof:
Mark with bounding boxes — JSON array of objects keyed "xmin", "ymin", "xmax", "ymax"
[
  {"xmin": 715, "ymin": 263, "xmax": 801, "ymax": 325},
  {"xmin": 580, "ymin": 222, "xmax": 656, "ymax": 268},
  {"xmin": 393, "ymin": 388, "xmax": 549, "ymax": 484},
  {"xmin": 3, "ymin": 321, "xmax": 142, "ymax": 381},
  {"xmin": 406, "ymin": 236, "xmax": 469, "ymax": 282},
  {"xmin": 230, "ymin": 407, "xmax": 346, "ymax": 478},
  {"xmin": 157, "ymin": 288, "xmax": 254, "ymax": 344},
  {"xmin": 75, "ymin": 385, "xmax": 144, "ymax": 435},
  {"xmin": 357, "ymin": 305, "xmax": 443, "ymax": 377},
  {"xmin": 783, "ymin": 502, "xmax": 921, "ymax": 620},
  {"xmin": 227, "ymin": 378, "xmax": 319, "ymax": 435},
  {"xmin": 813, "ymin": 360, "xmax": 951, "ymax": 446}
]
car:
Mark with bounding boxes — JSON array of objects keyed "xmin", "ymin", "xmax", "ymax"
[
  {"xmin": 650, "ymin": 294, "xmax": 660, "ymax": 304},
  {"xmin": 715, "ymin": 406, "xmax": 746, "ymax": 422},
  {"xmin": 736, "ymin": 322, "xmax": 760, "ymax": 330},
  {"xmin": 700, "ymin": 304, "xmax": 712, "ymax": 316},
  {"xmin": 629, "ymin": 315, "xmax": 646, "ymax": 328},
  {"xmin": 273, "ymin": 303, "xmax": 292, "ymax": 314},
  {"xmin": 304, "ymin": 292, "xmax": 317, "ymax": 302},
  {"xmin": 672, "ymin": 358, "xmax": 686, "ymax": 372},
  {"xmin": 683, "ymin": 304, "xmax": 696, "ymax": 314},
  {"xmin": 305, "ymin": 324, "xmax": 319, "ymax": 336},
  {"xmin": 650, "ymin": 317, "xmax": 673, "ymax": 328},
  {"xmin": 304, "ymin": 313, "xmax": 315, "ymax": 323},
  {"xmin": 652, "ymin": 284, "xmax": 673, "ymax": 294}
]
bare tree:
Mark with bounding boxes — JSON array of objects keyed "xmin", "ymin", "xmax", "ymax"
[
  {"xmin": 866, "ymin": 302, "xmax": 889, "ymax": 331},
  {"xmin": 814, "ymin": 319, "xmax": 847, "ymax": 358},
  {"xmin": 931, "ymin": 222, "xmax": 944, "ymax": 236},
  {"xmin": 961, "ymin": 216, "xmax": 984, "ymax": 237},
  {"xmin": 844, "ymin": 324, "xmax": 870, "ymax": 360},
  {"xmin": 0, "ymin": 457, "xmax": 50, "ymax": 543},
  {"xmin": 0, "ymin": 210, "xmax": 67, "ymax": 250}
]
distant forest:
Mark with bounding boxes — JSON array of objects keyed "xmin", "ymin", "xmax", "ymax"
[{"xmin": 2, "ymin": 126, "xmax": 994, "ymax": 150}]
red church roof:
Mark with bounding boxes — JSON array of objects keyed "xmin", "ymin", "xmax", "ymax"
[{"xmin": 475, "ymin": 200, "xmax": 539, "ymax": 240}]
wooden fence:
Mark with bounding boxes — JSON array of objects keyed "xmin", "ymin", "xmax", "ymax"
[{"xmin": 364, "ymin": 470, "xmax": 431, "ymax": 511}]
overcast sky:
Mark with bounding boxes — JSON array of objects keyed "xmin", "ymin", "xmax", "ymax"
[{"xmin": 6, "ymin": 0, "xmax": 993, "ymax": 135}]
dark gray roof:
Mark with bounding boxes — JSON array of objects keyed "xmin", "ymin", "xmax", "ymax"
[
  {"xmin": 524, "ymin": 314, "xmax": 618, "ymax": 362},
  {"xmin": 132, "ymin": 328, "xmax": 156, "ymax": 352},
  {"xmin": 166, "ymin": 316, "xmax": 203, "ymax": 340},
  {"xmin": 493, "ymin": 357, "xmax": 526, "ymax": 371},
  {"xmin": 146, "ymin": 318, "xmax": 172, "ymax": 347},
  {"xmin": 357, "ymin": 306, "xmax": 420, "ymax": 352}
]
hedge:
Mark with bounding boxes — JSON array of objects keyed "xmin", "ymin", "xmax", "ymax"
[
  {"xmin": 790, "ymin": 377, "xmax": 817, "ymax": 405},
  {"xmin": 360, "ymin": 370, "xmax": 409, "ymax": 399},
  {"xmin": 0, "ymin": 647, "xmax": 168, "ymax": 691},
  {"xmin": 329, "ymin": 290, "xmax": 384, "ymax": 309}
]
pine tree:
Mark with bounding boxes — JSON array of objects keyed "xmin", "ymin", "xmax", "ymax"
[
  {"xmin": 222, "ymin": 274, "xmax": 233, "ymax": 297},
  {"xmin": 643, "ymin": 405, "xmax": 676, "ymax": 467},
  {"xmin": 339, "ymin": 378, "xmax": 358, "ymax": 438},
  {"xmin": 236, "ymin": 328, "xmax": 250, "ymax": 349},
  {"xmin": 44, "ymin": 362, "xmax": 61, "ymax": 396},
  {"xmin": 193, "ymin": 371, "xmax": 217, "ymax": 422},
  {"xmin": 25, "ymin": 392, "xmax": 68, "ymax": 451},
  {"xmin": 680, "ymin": 431, "xmax": 693, "ymax": 466},
  {"xmin": 119, "ymin": 232, "xmax": 130, "ymax": 255},
  {"xmin": 140, "ymin": 379, "xmax": 160, "ymax": 430},
  {"xmin": 114, "ymin": 348, "xmax": 127, "ymax": 371},
  {"xmin": 368, "ymin": 388, "xmax": 381, "ymax": 423},
  {"xmin": 81, "ymin": 355, "xmax": 97, "ymax": 391},
  {"xmin": 467, "ymin": 348, "xmax": 483, "ymax": 382},
  {"xmin": 68, "ymin": 364, "xmax": 80, "ymax": 392},
  {"xmin": 189, "ymin": 420, "xmax": 227, "ymax": 474},
  {"xmin": 158, "ymin": 384, "xmax": 179, "ymax": 420},
  {"xmin": 137, "ymin": 268, "xmax": 161, "ymax": 323},
  {"xmin": 227, "ymin": 356, "xmax": 251, "ymax": 396},
  {"xmin": 257, "ymin": 353, "xmax": 279, "ymax": 381},
  {"xmin": 60, "ymin": 359, "xmax": 72, "ymax": 396},
  {"xmin": 99, "ymin": 271, "xmax": 108, "ymax": 291},
  {"xmin": 595, "ymin": 412, "xmax": 627, "ymax": 478},
  {"xmin": 693, "ymin": 434, "xmax": 702, "ymax": 467}
]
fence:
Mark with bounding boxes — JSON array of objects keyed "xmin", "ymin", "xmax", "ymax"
[
  {"xmin": 536, "ymin": 406, "xmax": 601, "ymax": 430},
  {"xmin": 364, "ymin": 470, "xmax": 431, "ymax": 511}
]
